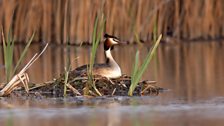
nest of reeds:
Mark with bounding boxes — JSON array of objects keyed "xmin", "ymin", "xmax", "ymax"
[{"xmin": 28, "ymin": 71, "xmax": 163, "ymax": 97}]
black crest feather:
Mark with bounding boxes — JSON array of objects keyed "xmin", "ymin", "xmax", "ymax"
[{"xmin": 104, "ymin": 33, "xmax": 119, "ymax": 40}]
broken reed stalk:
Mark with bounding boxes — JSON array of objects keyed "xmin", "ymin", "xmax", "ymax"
[
  {"xmin": 0, "ymin": 44, "xmax": 49, "ymax": 96},
  {"xmin": 128, "ymin": 35, "xmax": 162, "ymax": 96},
  {"xmin": 66, "ymin": 83, "xmax": 81, "ymax": 96}
]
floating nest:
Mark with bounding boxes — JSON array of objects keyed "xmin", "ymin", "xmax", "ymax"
[
  {"xmin": 0, "ymin": 43, "xmax": 163, "ymax": 97},
  {"xmin": 27, "ymin": 71, "xmax": 163, "ymax": 97}
]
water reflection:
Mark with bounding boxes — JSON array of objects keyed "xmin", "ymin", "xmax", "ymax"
[{"xmin": 0, "ymin": 41, "xmax": 224, "ymax": 126}]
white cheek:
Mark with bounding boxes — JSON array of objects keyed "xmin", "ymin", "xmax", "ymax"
[{"xmin": 109, "ymin": 38, "xmax": 118, "ymax": 44}]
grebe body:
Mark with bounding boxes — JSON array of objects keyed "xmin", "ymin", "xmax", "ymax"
[{"xmin": 73, "ymin": 34, "xmax": 122, "ymax": 78}]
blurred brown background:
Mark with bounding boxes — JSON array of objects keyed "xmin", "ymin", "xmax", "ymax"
[{"xmin": 0, "ymin": 0, "xmax": 223, "ymax": 44}]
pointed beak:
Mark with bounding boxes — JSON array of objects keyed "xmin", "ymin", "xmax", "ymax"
[
  {"xmin": 118, "ymin": 41, "xmax": 126, "ymax": 45},
  {"xmin": 112, "ymin": 38, "xmax": 126, "ymax": 45}
]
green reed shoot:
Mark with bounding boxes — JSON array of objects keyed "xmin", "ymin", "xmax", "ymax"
[
  {"xmin": 12, "ymin": 33, "xmax": 34, "ymax": 76},
  {"xmin": 128, "ymin": 34, "xmax": 162, "ymax": 96},
  {"xmin": 1, "ymin": 26, "xmax": 34, "ymax": 82},
  {"xmin": 63, "ymin": 39, "xmax": 71, "ymax": 97},
  {"xmin": 2, "ymin": 27, "xmax": 14, "ymax": 82},
  {"xmin": 85, "ymin": 14, "xmax": 105, "ymax": 96}
]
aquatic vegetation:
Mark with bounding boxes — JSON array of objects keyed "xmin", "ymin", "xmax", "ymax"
[
  {"xmin": 1, "ymin": 26, "xmax": 14, "ymax": 82},
  {"xmin": 85, "ymin": 14, "xmax": 106, "ymax": 96},
  {"xmin": 0, "ymin": 16, "xmax": 49, "ymax": 96},
  {"xmin": 63, "ymin": 64, "xmax": 70, "ymax": 97},
  {"xmin": 63, "ymin": 40, "xmax": 71, "ymax": 97},
  {"xmin": 128, "ymin": 34, "xmax": 162, "ymax": 96},
  {"xmin": 1, "ymin": 26, "xmax": 34, "ymax": 82},
  {"xmin": 0, "ymin": 44, "xmax": 48, "ymax": 96}
]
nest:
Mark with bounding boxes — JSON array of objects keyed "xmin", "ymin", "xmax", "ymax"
[{"xmin": 29, "ymin": 72, "xmax": 163, "ymax": 97}]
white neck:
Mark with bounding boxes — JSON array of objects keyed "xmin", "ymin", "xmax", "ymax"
[
  {"xmin": 105, "ymin": 49, "xmax": 119, "ymax": 67},
  {"xmin": 104, "ymin": 48, "xmax": 122, "ymax": 78},
  {"xmin": 105, "ymin": 49, "xmax": 114, "ymax": 61}
]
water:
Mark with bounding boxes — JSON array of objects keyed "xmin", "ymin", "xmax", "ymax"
[{"xmin": 0, "ymin": 41, "xmax": 224, "ymax": 126}]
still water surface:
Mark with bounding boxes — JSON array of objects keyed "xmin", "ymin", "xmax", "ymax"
[{"xmin": 0, "ymin": 41, "xmax": 224, "ymax": 126}]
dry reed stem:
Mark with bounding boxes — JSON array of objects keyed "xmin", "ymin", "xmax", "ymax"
[
  {"xmin": 0, "ymin": 43, "xmax": 48, "ymax": 96},
  {"xmin": 141, "ymin": 84, "xmax": 159, "ymax": 94},
  {"xmin": 111, "ymin": 88, "xmax": 116, "ymax": 96},
  {"xmin": 66, "ymin": 83, "xmax": 81, "ymax": 96}
]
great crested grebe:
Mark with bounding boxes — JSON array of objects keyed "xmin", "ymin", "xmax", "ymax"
[{"xmin": 73, "ymin": 33, "xmax": 122, "ymax": 78}]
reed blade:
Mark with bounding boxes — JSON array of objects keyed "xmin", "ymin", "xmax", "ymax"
[
  {"xmin": 12, "ymin": 32, "xmax": 35, "ymax": 76},
  {"xmin": 128, "ymin": 34, "xmax": 162, "ymax": 96}
]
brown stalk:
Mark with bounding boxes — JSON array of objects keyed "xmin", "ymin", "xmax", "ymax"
[
  {"xmin": 66, "ymin": 83, "xmax": 81, "ymax": 96},
  {"xmin": 0, "ymin": 43, "xmax": 48, "ymax": 96}
]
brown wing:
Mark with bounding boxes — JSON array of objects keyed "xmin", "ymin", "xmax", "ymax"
[{"xmin": 71, "ymin": 64, "xmax": 110, "ymax": 77}]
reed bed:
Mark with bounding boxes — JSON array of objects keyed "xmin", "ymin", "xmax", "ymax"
[{"xmin": 0, "ymin": 0, "xmax": 224, "ymax": 44}]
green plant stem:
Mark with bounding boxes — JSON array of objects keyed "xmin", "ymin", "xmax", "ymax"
[
  {"xmin": 128, "ymin": 34, "xmax": 162, "ymax": 96},
  {"xmin": 64, "ymin": 39, "xmax": 71, "ymax": 97},
  {"xmin": 12, "ymin": 33, "xmax": 35, "ymax": 76},
  {"xmin": 86, "ymin": 14, "xmax": 105, "ymax": 96},
  {"xmin": 2, "ymin": 26, "xmax": 35, "ymax": 82}
]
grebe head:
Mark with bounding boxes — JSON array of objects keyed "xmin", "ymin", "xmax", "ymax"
[{"xmin": 104, "ymin": 34, "xmax": 121, "ymax": 50}]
